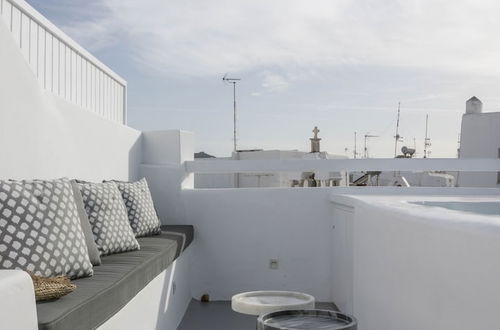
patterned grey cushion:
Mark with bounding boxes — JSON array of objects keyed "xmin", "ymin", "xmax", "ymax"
[
  {"xmin": 0, "ymin": 178, "xmax": 93, "ymax": 279},
  {"xmin": 70, "ymin": 180, "xmax": 101, "ymax": 266},
  {"xmin": 78, "ymin": 182, "xmax": 139, "ymax": 256},
  {"xmin": 114, "ymin": 178, "xmax": 161, "ymax": 237}
]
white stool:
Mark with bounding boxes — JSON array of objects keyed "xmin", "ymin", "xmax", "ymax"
[{"xmin": 231, "ymin": 290, "xmax": 315, "ymax": 316}]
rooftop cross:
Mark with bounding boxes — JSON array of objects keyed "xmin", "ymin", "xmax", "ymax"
[
  {"xmin": 313, "ymin": 126, "xmax": 320, "ymax": 139},
  {"xmin": 310, "ymin": 126, "xmax": 321, "ymax": 153}
]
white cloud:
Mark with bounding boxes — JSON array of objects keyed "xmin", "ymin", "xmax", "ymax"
[
  {"xmin": 31, "ymin": 0, "xmax": 500, "ymax": 157},
  {"xmin": 62, "ymin": 0, "xmax": 500, "ymax": 78},
  {"xmin": 62, "ymin": 20, "xmax": 120, "ymax": 52},
  {"xmin": 261, "ymin": 72, "xmax": 289, "ymax": 92}
]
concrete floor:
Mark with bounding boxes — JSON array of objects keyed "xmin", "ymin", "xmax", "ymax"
[{"xmin": 178, "ymin": 300, "xmax": 338, "ymax": 330}]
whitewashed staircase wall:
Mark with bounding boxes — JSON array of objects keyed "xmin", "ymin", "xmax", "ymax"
[{"xmin": 0, "ymin": 0, "xmax": 127, "ymax": 124}]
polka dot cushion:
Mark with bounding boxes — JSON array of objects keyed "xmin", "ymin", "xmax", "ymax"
[
  {"xmin": 78, "ymin": 181, "xmax": 139, "ymax": 256},
  {"xmin": 0, "ymin": 178, "xmax": 93, "ymax": 279},
  {"xmin": 113, "ymin": 178, "xmax": 161, "ymax": 237}
]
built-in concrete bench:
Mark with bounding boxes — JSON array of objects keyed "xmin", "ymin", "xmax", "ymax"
[{"xmin": 36, "ymin": 225, "xmax": 193, "ymax": 330}]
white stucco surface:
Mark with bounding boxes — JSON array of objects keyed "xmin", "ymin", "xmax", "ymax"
[
  {"xmin": 0, "ymin": 270, "xmax": 37, "ymax": 330},
  {"xmin": 0, "ymin": 20, "xmax": 141, "ymax": 181},
  {"xmin": 0, "ymin": 6, "xmax": 197, "ymax": 329},
  {"xmin": 331, "ymin": 193, "xmax": 500, "ymax": 330},
  {"xmin": 182, "ymin": 187, "xmax": 335, "ymax": 302},
  {"xmin": 98, "ymin": 246, "xmax": 193, "ymax": 330},
  {"xmin": 140, "ymin": 130, "xmax": 194, "ymax": 224},
  {"xmin": 459, "ymin": 112, "xmax": 500, "ymax": 187},
  {"xmin": 1, "ymin": 0, "xmax": 127, "ymax": 123},
  {"xmin": 141, "ymin": 128, "xmax": 500, "ymax": 311}
]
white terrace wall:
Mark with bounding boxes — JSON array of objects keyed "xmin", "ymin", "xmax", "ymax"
[
  {"xmin": 331, "ymin": 193, "xmax": 500, "ymax": 330},
  {"xmin": 139, "ymin": 131, "xmax": 335, "ymax": 301},
  {"xmin": 141, "ymin": 129, "xmax": 500, "ymax": 306},
  {"xmin": 184, "ymin": 187, "xmax": 335, "ymax": 302},
  {"xmin": 0, "ymin": 17, "xmax": 141, "ymax": 181},
  {"xmin": 139, "ymin": 132, "xmax": 333, "ymax": 301},
  {"xmin": 140, "ymin": 130, "xmax": 194, "ymax": 225},
  {"xmin": 179, "ymin": 186, "xmax": 500, "ymax": 303}
]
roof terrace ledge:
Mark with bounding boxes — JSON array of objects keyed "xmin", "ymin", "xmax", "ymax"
[
  {"xmin": 3, "ymin": 0, "xmax": 127, "ymax": 85},
  {"xmin": 185, "ymin": 158, "xmax": 500, "ymax": 174}
]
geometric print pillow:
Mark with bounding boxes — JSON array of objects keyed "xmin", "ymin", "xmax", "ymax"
[
  {"xmin": 113, "ymin": 178, "xmax": 161, "ymax": 237},
  {"xmin": 0, "ymin": 178, "xmax": 93, "ymax": 279},
  {"xmin": 78, "ymin": 181, "xmax": 139, "ymax": 256}
]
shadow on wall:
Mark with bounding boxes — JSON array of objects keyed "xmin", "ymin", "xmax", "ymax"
[
  {"xmin": 155, "ymin": 261, "xmax": 176, "ymax": 330},
  {"xmin": 153, "ymin": 248, "xmax": 193, "ymax": 330},
  {"xmin": 129, "ymin": 134, "xmax": 144, "ymax": 181}
]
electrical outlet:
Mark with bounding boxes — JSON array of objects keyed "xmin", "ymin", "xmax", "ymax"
[
  {"xmin": 269, "ymin": 259, "xmax": 279, "ymax": 270},
  {"xmin": 171, "ymin": 282, "xmax": 176, "ymax": 295}
]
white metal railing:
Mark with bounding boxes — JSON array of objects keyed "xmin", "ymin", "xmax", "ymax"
[
  {"xmin": 0, "ymin": 0, "xmax": 127, "ymax": 124},
  {"xmin": 185, "ymin": 158, "xmax": 500, "ymax": 173}
]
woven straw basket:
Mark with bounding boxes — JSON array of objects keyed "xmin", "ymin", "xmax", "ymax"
[{"xmin": 29, "ymin": 273, "xmax": 76, "ymax": 301}]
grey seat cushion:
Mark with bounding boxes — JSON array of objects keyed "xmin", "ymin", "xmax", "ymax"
[
  {"xmin": 36, "ymin": 225, "xmax": 194, "ymax": 330},
  {"xmin": 160, "ymin": 225, "xmax": 194, "ymax": 257}
]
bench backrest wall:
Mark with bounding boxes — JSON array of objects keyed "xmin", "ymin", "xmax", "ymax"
[{"xmin": 0, "ymin": 20, "xmax": 142, "ymax": 181}]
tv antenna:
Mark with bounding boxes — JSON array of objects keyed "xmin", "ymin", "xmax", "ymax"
[
  {"xmin": 353, "ymin": 131, "xmax": 360, "ymax": 159},
  {"xmin": 364, "ymin": 133, "xmax": 378, "ymax": 158},
  {"xmin": 393, "ymin": 102, "xmax": 403, "ymax": 157},
  {"xmin": 423, "ymin": 114, "xmax": 431, "ymax": 158},
  {"xmin": 222, "ymin": 74, "xmax": 241, "ymax": 152}
]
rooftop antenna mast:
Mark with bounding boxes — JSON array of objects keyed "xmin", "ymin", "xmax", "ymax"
[
  {"xmin": 364, "ymin": 133, "xmax": 379, "ymax": 158},
  {"xmin": 394, "ymin": 102, "xmax": 402, "ymax": 157},
  {"xmin": 423, "ymin": 114, "xmax": 431, "ymax": 158},
  {"xmin": 353, "ymin": 131, "xmax": 358, "ymax": 159},
  {"xmin": 222, "ymin": 74, "xmax": 241, "ymax": 152}
]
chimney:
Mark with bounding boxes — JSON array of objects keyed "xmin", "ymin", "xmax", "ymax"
[{"xmin": 465, "ymin": 96, "xmax": 482, "ymax": 114}]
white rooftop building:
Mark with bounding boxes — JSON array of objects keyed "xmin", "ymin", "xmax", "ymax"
[
  {"xmin": 458, "ymin": 96, "xmax": 500, "ymax": 187},
  {"xmin": 195, "ymin": 127, "xmax": 348, "ymax": 188}
]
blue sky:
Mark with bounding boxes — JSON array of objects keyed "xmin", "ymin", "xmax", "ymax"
[{"xmin": 27, "ymin": 0, "xmax": 500, "ymax": 157}]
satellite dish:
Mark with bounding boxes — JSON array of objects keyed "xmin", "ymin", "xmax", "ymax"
[{"xmin": 401, "ymin": 146, "xmax": 416, "ymax": 157}]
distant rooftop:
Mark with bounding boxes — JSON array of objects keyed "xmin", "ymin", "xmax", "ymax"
[{"xmin": 194, "ymin": 151, "xmax": 216, "ymax": 159}]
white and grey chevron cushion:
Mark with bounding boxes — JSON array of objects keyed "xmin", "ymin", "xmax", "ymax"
[
  {"xmin": 78, "ymin": 182, "xmax": 139, "ymax": 256},
  {"xmin": 114, "ymin": 178, "xmax": 161, "ymax": 237},
  {"xmin": 0, "ymin": 178, "xmax": 93, "ymax": 279}
]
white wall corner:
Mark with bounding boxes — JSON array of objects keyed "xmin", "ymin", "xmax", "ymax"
[
  {"xmin": 142, "ymin": 130, "xmax": 194, "ymax": 166},
  {"xmin": 140, "ymin": 130, "xmax": 194, "ymax": 224}
]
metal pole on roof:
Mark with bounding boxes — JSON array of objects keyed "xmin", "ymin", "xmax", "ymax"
[
  {"xmin": 364, "ymin": 134, "xmax": 378, "ymax": 158},
  {"xmin": 394, "ymin": 102, "xmax": 402, "ymax": 157},
  {"xmin": 354, "ymin": 131, "xmax": 358, "ymax": 159},
  {"xmin": 222, "ymin": 75, "xmax": 241, "ymax": 152},
  {"xmin": 424, "ymin": 114, "xmax": 431, "ymax": 158}
]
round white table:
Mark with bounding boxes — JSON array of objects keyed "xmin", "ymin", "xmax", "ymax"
[{"xmin": 231, "ymin": 290, "xmax": 315, "ymax": 316}]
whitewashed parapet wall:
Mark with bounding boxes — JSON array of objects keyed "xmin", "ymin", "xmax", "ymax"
[{"xmin": 0, "ymin": 0, "xmax": 127, "ymax": 124}]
